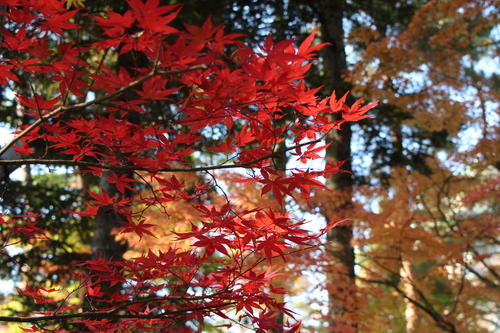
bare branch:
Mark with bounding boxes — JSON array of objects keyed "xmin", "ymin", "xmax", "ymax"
[{"xmin": 0, "ymin": 301, "xmax": 234, "ymax": 323}]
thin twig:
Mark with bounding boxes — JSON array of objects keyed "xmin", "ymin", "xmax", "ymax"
[{"xmin": 0, "ymin": 301, "xmax": 235, "ymax": 323}]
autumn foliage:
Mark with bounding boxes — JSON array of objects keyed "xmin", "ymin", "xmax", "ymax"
[{"xmin": 0, "ymin": 0, "xmax": 378, "ymax": 332}]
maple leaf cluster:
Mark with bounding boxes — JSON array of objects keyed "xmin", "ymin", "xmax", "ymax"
[{"xmin": 0, "ymin": 0, "xmax": 377, "ymax": 331}]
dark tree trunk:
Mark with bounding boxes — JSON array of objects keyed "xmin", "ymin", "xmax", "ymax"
[
  {"xmin": 89, "ymin": 50, "xmax": 143, "ymax": 307},
  {"xmin": 92, "ymin": 172, "xmax": 128, "ymax": 261},
  {"xmin": 313, "ymin": 0, "xmax": 358, "ymax": 331},
  {"xmin": 271, "ymin": 139, "xmax": 288, "ymax": 332}
]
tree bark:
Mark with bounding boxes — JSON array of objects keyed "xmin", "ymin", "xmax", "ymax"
[
  {"xmin": 92, "ymin": 171, "xmax": 128, "ymax": 261},
  {"xmin": 400, "ymin": 259, "xmax": 420, "ymax": 333},
  {"xmin": 271, "ymin": 139, "xmax": 288, "ymax": 332},
  {"xmin": 389, "ymin": 111, "xmax": 421, "ymax": 332},
  {"xmin": 312, "ymin": 0, "xmax": 357, "ymax": 331},
  {"xmin": 89, "ymin": 50, "xmax": 142, "ymax": 306}
]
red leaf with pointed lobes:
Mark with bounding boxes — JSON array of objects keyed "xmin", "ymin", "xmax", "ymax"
[
  {"xmin": 87, "ymin": 285, "xmax": 105, "ymax": 297},
  {"xmin": 91, "ymin": 66, "xmax": 133, "ymax": 93},
  {"xmin": 58, "ymin": 41, "xmax": 89, "ymax": 66},
  {"xmin": 257, "ymin": 311, "xmax": 282, "ymax": 332},
  {"xmin": 13, "ymin": 141, "xmax": 34, "ymax": 155},
  {"xmin": 16, "ymin": 94, "xmax": 60, "ymax": 111},
  {"xmin": 107, "ymin": 173, "xmax": 136, "ymax": 194},
  {"xmin": 120, "ymin": 218, "xmax": 156, "ymax": 239},
  {"xmin": 18, "ymin": 285, "xmax": 57, "ymax": 304},
  {"xmin": 237, "ymin": 124, "xmax": 256, "ymax": 146},
  {"xmin": 297, "ymin": 26, "xmax": 329, "ymax": 58},
  {"xmin": 320, "ymin": 218, "xmax": 352, "ymax": 235},
  {"xmin": 63, "ymin": 203, "xmax": 99, "ymax": 217},
  {"xmin": 126, "ymin": 0, "xmax": 181, "ymax": 34},
  {"xmin": 323, "ymin": 159, "xmax": 352, "ymax": 177},
  {"xmin": 1, "ymin": 25, "xmax": 31, "ymax": 52},
  {"xmin": 86, "ymin": 189, "xmax": 116, "ymax": 206},
  {"xmin": 329, "ymin": 90, "xmax": 349, "ymax": 113},
  {"xmin": 94, "ymin": 10, "xmax": 135, "ymax": 38},
  {"xmin": 5, "ymin": 6, "xmax": 38, "ymax": 24},
  {"xmin": 293, "ymin": 142, "xmax": 330, "ymax": 163},
  {"xmin": 258, "ymin": 236, "xmax": 287, "ymax": 263},
  {"xmin": 343, "ymin": 98, "xmax": 378, "ymax": 122},
  {"xmin": 137, "ymin": 76, "xmax": 180, "ymax": 100},
  {"xmin": 184, "ymin": 16, "xmax": 221, "ymax": 47},
  {"xmin": 0, "ymin": 64, "xmax": 19, "ymax": 84},
  {"xmin": 39, "ymin": 10, "xmax": 80, "ymax": 35}
]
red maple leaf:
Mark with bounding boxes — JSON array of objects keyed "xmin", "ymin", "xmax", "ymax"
[
  {"xmin": 39, "ymin": 10, "xmax": 80, "ymax": 35},
  {"xmin": 342, "ymin": 98, "xmax": 378, "ymax": 122},
  {"xmin": 323, "ymin": 159, "xmax": 352, "ymax": 177},
  {"xmin": 107, "ymin": 172, "xmax": 136, "ymax": 194},
  {"xmin": 16, "ymin": 94, "xmax": 60, "ymax": 111},
  {"xmin": 120, "ymin": 219, "xmax": 156, "ymax": 239},
  {"xmin": 94, "ymin": 10, "xmax": 135, "ymax": 38},
  {"xmin": 127, "ymin": 0, "xmax": 181, "ymax": 34}
]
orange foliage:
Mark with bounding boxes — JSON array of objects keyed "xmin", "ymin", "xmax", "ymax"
[
  {"xmin": 345, "ymin": 0, "xmax": 499, "ymax": 330},
  {"xmin": 117, "ymin": 172, "xmax": 203, "ymax": 258}
]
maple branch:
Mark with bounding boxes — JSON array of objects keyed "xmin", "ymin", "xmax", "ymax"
[
  {"xmin": 0, "ymin": 64, "xmax": 207, "ymax": 158},
  {"xmin": 449, "ymin": 260, "xmax": 467, "ymax": 316},
  {"xmin": 0, "ymin": 138, "xmax": 322, "ymax": 173},
  {"xmin": 361, "ymin": 259, "xmax": 458, "ymax": 333},
  {"xmin": 361, "ymin": 277, "xmax": 457, "ymax": 332},
  {"xmin": 111, "ymin": 290, "xmax": 231, "ymax": 310},
  {"xmin": 462, "ymin": 261, "xmax": 499, "ymax": 289},
  {"xmin": 0, "ymin": 301, "xmax": 236, "ymax": 323}
]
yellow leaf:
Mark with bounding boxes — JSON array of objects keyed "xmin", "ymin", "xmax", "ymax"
[{"xmin": 66, "ymin": 0, "xmax": 85, "ymax": 9}]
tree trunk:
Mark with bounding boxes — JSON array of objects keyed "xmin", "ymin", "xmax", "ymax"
[
  {"xmin": 400, "ymin": 259, "xmax": 420, "ymax": 333},
  {"xmin": 92, "ymin": 171, "xmax": 128, "ymax": 261},
  {"xmin": 271, "ymin": 139, "xmax": 288, "ymax": 332},
  {"xmin": 89, "ymin": 50, "xmax": 142, "ymax": 306},
  {"xmin": 313, "ymin": 0, "xmax": 357, "ymax": 331},
  {"xmin": 391, "ymin": 122, "xmax": 420, "ymax": 332}
]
